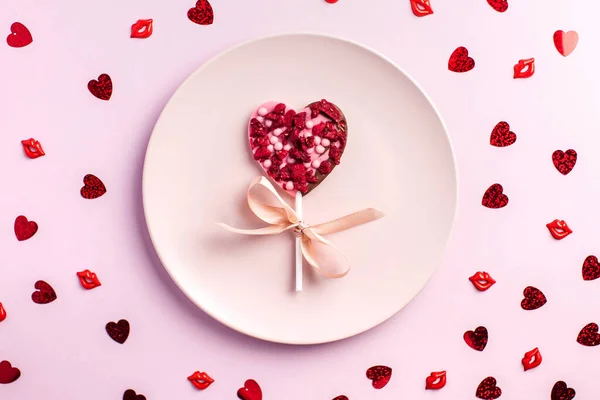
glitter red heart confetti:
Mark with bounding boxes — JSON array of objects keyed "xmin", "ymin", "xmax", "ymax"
[
  {"xmin": 0, "ymin": 361, "xmax": 21, "ymax": 384},
  {"xmin": 582, "ymin": 255, "xmax": 600, "ymax": 281},
  {"xmin": 464, "ymin": 326, "xmax": 488, "ymax": 351},
  {"xmin": 490, "ymin": 122, "xmax": 516, "ymax": 147},
  {"xmin": 551, "ymin": 381, "xmax": 576, "ymax": 400},
  {"xmin": 554, "ymin": 30, "xmax": 579, "ymax": 57},
  {"xmin": 552, "ymin": 149, "xmax": 577, "ymax": 175},
  {"xmin": 106, "ymin": 319, "xmax": 130, "ymax": 344},
  {"xmin": 31, "ymin": 280, "xmax": 57, "ymax": 304},
  {"xmin": 187, "ymin": 371, "xmax": 214, "ymax": 390},
  {"xmin": 469, "ymin": 271, "xmax": 496, "ymax": 291},
  {"xmin": 366, "ymin": 365, "xmax": 392, "ymax": 389},
  {"xmin": 21, "ymin": 138, "xmax": 45, "ymax": 159},
  {"xmin": 80, "ymin": 174, "xmax": 107, "ymax": 199},
  {"xmin": 425, "ymin": 371, "xmax": 447, "ymax": 390},
  {"xmin": 448, "ymin": 46, "xmax": 475, "ymax": 73},
  {"xmin": 131, "ymin": 19, "xmax": 153, "ymax": 39},
  {"xmin": 521, "ymin": 347, "xmax": 542, "ymax": 371},
  {"xmin": 88, "ymin": 74, "xmax": 112, "ymax": 101},
  {"xmin": 410, "ymin": 0, "xmax": 434, "ymax": 17},
  {"xmin": 6, "ymin": 22, "xmax": 32, "ymax": 48},
  {"xmin": 521, "ymin": 286, "xmax": 547, "ymax": 310},
  {"xmin": 577, "ymin": 322, "xmax": 600, "ymax": 346},
  {"xmin": 513, "ymin": 58, "xmax": 535, "ymax": 79},
  {"xmin": 188, "ymin": 0, "xmax": 214, "ymax": 25},
  {"xmin": 482, "ymin": 184, "xmax": 508, "ymax": 209},
  {"xmin": 237, "ymin": 379, "xmax": 262, "ymax": 400},
  {"xmin": 476, "ymin": 377, "xmax": 502, "ymax": 400},
  {"xmin": 14, "ymin": 215, "xmax": 38, "ymax": 241},
  {"xmin": 332, "ymin": 396, "xmax": 348, "ymax": 400},
  {"xmin": 0, "ymin": 303, "xmax": 6, "ymax": 322},
  {"xmin": 486, "ymin": 0, "xmax": 508, "ymax": 12},
  {"xmin": 546, "ymin": 219, "xmax": 572, "ymax": 240},
  {"xmin": 123, "ymin": 389, "xmax": 146, "ymax": 400}
]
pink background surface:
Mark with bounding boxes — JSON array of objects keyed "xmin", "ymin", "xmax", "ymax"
[{"xmin": 1, "ymin": 0, "xmax": 599, "ymax": 399}]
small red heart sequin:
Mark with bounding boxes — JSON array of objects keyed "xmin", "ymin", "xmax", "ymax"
[
  {"xmin": 521, "ymin": 347, "xmax": 542, "ymax": 371},
  {"xmin": 366, "ymin": 365, "xmax": 392, "ymax": 389},
  {"xmin": 410, "ymin": 0, "xmax": 434, "ymax": 16},
  {"xmin": 552, "ymin": 149, "xmax": 577, "ymax": 175},
  {"xmin": 521, "ymin": 286, "xmax": 547, "ymax": 310},
  {"xmin": 88, "ymin": 74, "xmax": 113, "ymax": 100},
  {"xmin": 80, "ymin": 174, "xmax": 107, "ymax": 199},
  {"xmin": 577, "ymin": 322, "xmax": 600, "ymax": 346},
  {"xmin": 482, "ymin": 184, "xmax": 508, "ymax": 209},
  {"xmin": 6, "ymin": 22, "xmax": 32, "ymax": 48},
  {"xmin": 332, "ymin": 396, "xmax": 348, "ymax": 400},
  {"xmin": 14, "ymin": 215, "xmax": 38, "ymax": 241},
  {"xmin": 464, "ymin": 326, "xmax": 488, "ymax": 351},
  {"xmin": 237, "ymin": 379, "xmax": 262, "ymax": 400},
  {"xmin": 554, "ymin": 30, "xmax": 579, "ymax": 57},
  {"xmin": 106, "ymin": 319, "xmax": 130, "ymax": 344},
  {"xmin": 582, "ymin": 255, "xmax": 600, "ymax": 281},
  {"xmin": 476, "ymin": 376, "xmax": 502, "ymax": 400},
  {"xmin": 31, "ymin": 280, "xmax": 57, "ymax": 304},
  {"xmin": 448, "ymin": 46, "xmax": 475, "ymax": 73},
  {"xmin": 486, "ymin": 0, "xmax": 508, "ymax": 12},
  {"xmin": 123, "ymin": 389, "xmax": 146, "ymax": 400},
  {"xmin": 0, "ymin": 361, "xmax": 21, "ymax": 384},
  {"xmin": 551, "ymin": 381, "xmax": 575, "ymax": 400},
  {"xmin": 188, "ymin": 0, "xmax": 214, "ymax": 25},
  {"xmin": 490, "ymin": 122, "xmax": 516, "ymax": 147}
]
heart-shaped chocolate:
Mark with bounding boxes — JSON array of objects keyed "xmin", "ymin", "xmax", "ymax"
[{"xmin": 248, "ymin": 99, "xmax": 347, "ymax": 196}]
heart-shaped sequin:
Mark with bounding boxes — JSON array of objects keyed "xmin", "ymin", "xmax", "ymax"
[
  {"xmin": 366, "ymin": 365, "xmax": 392, "ymax": 389},
  {"xmin": 476, "ymin": 376, "xmax": 502, "ymax": 399},
  {"xmin": 448, "ymin": 46, "xmax": 475, "ymax": 73},
  {"xmin": 123, "ymin": 389, "xmax": 146, "ymax": 400},
  {"xmin": 582, "ymin": 255, "xmax": 600, "ymax": 281},
  {"xmin": 487, "ymin": 0, "xmax": 508, "ymax": 12},
  {"xmin": 88, "ymin": 74, "xmax": 112, "ymax": 100},
  {"xmin": 0, "ymin": 361, "xmax": 21, "ymax": 384},
  {"xmin": 552, "ymin": 149, "xmax": 577, "ymax": 175},
  {"xmin": 551, "ymin": 381, "xmax": 576, "ymax": 400},
  {"xmin": 188, "ymin": 0, "xmax": 214, "ymax": 25},
  {"xmin": 31, "ymin": 280, "xmax": 57, "ymax": 304},
  {"xmin": 521, "ymin": 286, "xmax": 547, "ymax": 310},
  {"xmin": 106, "ymin": 319, "xmax": 130, "ymax": 344},
  {"xmin": 237, "ymin": 379, "xmax": 262, "ymax": 400},
  {"xmin": 14, "ymin": 215, "xmax": 38, "ymax": 241},
  {"xmin": 80, "ymin": 174, "xmax": 107, "ymax": 199},
  {"xmin": 490, "ymin": 121, "xmax": 516, "ymax": 147},
  {"xmin": 554, "ymin": 30, "xmax": 579, "ymax": 57},
  {"xmin": 464, "ymin": 326, "xmax": 488, "ymax": 351},
  {"xmin": 577, "ymin": 322, "xmax": 600, "ymax": 346},
  {"xmin": 482, "ymin": 184, "xmax": 508, "ymax": 209},
  {"xmin": 6, "ymin": 22, "xmax": 33, "ymax": 48}
]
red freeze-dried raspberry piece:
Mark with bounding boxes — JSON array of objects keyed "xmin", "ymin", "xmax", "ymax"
[
  {"xmin": 274, "ymin": 150, "xmax": 288, "ymax": 161},
  {"xmin": 318, "ymin": 99, "xmax": 342, "ymax": 122},
  {"xmin": 283, "ymin": 110, "xmax": 296, "ymax": 128},
  {"xmin": 312, "ymin": 122, "xmax": 326, "ymax": 136},
  {"xmin": 293, "ymin": 112, "xmax": 307, "ymax": 130},
  {"xmin": 291, "ymin": 164, "xmax": 307, "ymax": 183},
  {"xmin": 280, "ymin": 166, "xmax": 292, "ymax": 181},
  {"xmin": 306, "ymin": 170, "xmax": 318, "ymax": 184},
  {"xmin": 274, "ymin": 103, "xmax": 286, "ymax": 114},
  {"xmin": 250, "ymin": 118, "xmax": 266, "ymax": 137},
  {"xmin": 305, "ymin": 136, "xmax": 315, "ymax": 148},
  {"xmin": 253, "ymin": 147, "xmax": 271, "ymax": 160},
  {"xmin": 289, "ymin": 148, "xmax": 310, "ymax": 163},
  {"xmin": 329, "ymin": 146, "xmax": 342, "ymax": 165},
  {"xmin": 309, "ymin": 103, "xmax": 320, "ymax": 118},
  {"xmin": 295, "ymin": 182, "xmax": 308, "ymax": 194},
  {"xmin": 253, "ymin": 136, "xmax": 269, "ymax": 147},
  {"xmin": 318, "ymin": 161, "xmax": 332, "ymax": 174}
]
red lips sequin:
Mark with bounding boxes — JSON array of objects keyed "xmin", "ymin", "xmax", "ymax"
[
  {"xmin": 410, "ymin": 0, "xmax": 434, "ymax": 16},
  {"xmin": 469, "ymin": 271, "xmax": 496, "ymax": 291},
  {"xmin": 521, "ymin": 347, "xmax": 542, "ymax": 371},
  {"xmin": 188, "ymin": 371, "xmax": 214, "ymax": 390},
  {"xmin": 425, "ymin": 371, "xmax": 446, "ymax": 390},
  {"xmin": 76, "ymin": 270, "xmax": 102, "ymax": 290},
  {"xmin": 546, "ymin": 219, "xmax": 572, "ymax": 240}
]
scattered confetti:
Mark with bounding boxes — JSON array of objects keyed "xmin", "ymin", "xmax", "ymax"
[
  {"xmin": 325, "ymin": 0, "xmax": 339, "ymax": 3},
  {"xmin": 88, "ymin": 74, "xmax": 113, "ymax": 101},
  {"xmin": 14, "ymin": 215, "xmax": 38, "ymax": 241},
  {"xmin": 582, "ymin": 255, "xmax": 600, "ymax": 281},
  {"xmin": 513, "ymin": 58, "xmax": 535, "ymax": 79},
  {"xmin": 123, "ymin": 389, "xmax": 146, "ymax": 400},
  {"xmin": 425, "ymin": 371, "xmax": 447, "ymax": 390},
  {"xmin": 469, "ymin": 271, "xmax": 496, "ymax": 291},
  {"xmin": 0, "ymin": 361, "xmax": 21, "ymax": 384},
  {"xmin": 31, "ymin": 280, "xmax": 57, "ymax": 304},
  {"xmin": 552, "ymin": 149, "xmax": 577, "ymax": 175},
  {"xmin": 476, "ymin": 376, "xmax": 502, "ymax": 400},
  {"xmin": 80, "ymin": 174, "xmax": 107, "ymax": 199},
  {"xmin": 21, "ymin": 138, "xmax": 45, "ymax": 159},
  {"xmin": 521, "ymin": 347, "xmax": 542, "ymax": 371},
  {"xmin": 546, "ymin": 219, "xmax": 572, "ymax": 240},
  {"xmin": 490, "ymin": 121, "xmax": 516, "ymax": 147},
  {"xmin": 448, "ymin": 46, "xmax": 475, "ymax": 73},
  {"xmin": 332, "ymin": 396, "xmax": 348, "ymax": 400},
  {"xmin": 0, "ymin": 303, "xmax": 5, "ymax": 322},
  {"xmin": 106, "ymin": 319, "xmax": 130, "ymax": 344},
  {"xmin": 366, "ymin": 365, "xmax": 392, "ymax": 389},
  {"xmin": 6, "ymin": 22, "xmax": 32, "ymax": 48},
  {"xmin": 237, "ymin": 379, "xmax": 262, "ymax": 400},
  {"xmin": 464, "ymin": 326, "xmax": 488, "ymax": 351},
  {"xmin": 76, "ymin": 270, "xmax": 102, "ymax": 290},
  {"xmin": 554, "ymin": 30, "xmax": 579, "ymax": 57},
  {"xmin": 131, "ymin": 19, "xmax": 153, "ymax": 39},
  {"xmin": 551, "ymin": 381, "xmax": 576, "ymax": 400},
  {"xmin": 577, "ymin": 323, "xmax": 600, "ymax": 346},
  {"xmin": 521, "ymin": 286, "xmax": 547, "ymax": 310},
  {"xmin": 410, "ymin": 0, "xmax": 434, "ymax": 16},
  {"xmin": 486, "ymin": 0, "xmax": 508, "ymax": 12},
  {"xmin": 482, "ymin": 184, "xmax": 508, "ymax": 209},
  {"xmin": 187, "ymin": 371, "xmax": 214, "ymax": 390},
  {"xmin": 188, "ymin": 0, "xmax": 214, "ymax": 25}
]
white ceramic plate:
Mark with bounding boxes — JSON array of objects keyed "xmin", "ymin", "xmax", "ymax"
[{"xmin": 143, "ymin": 33, "xmax": 457, "ymax": 345}]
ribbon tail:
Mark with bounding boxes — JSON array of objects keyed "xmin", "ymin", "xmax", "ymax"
[
  {"xmin": 216, "ymin": 222, "xmax": 293, "ymax": 236},
  {"xmin": 310, "ymin": 208, "xmax": 384, "ymax": 236},
  {"xmin": 300, "ymin": 230, "xmax": 350, "ymax": 279}
]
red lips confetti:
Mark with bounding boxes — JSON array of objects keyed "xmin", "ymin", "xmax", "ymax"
[
  {"xmin": 6, "ymin": 22, "xmax": 33, "ymax": 48},
  {"xmin": 486, "ymin": 0, "xmax": 508, "ymax": 12},
  {"xmin": 21, "ymin": 138, "xmax": 45, "ymax": 159},
  {"xmin": 425, "ymin": 370, "xmax": 447, "ymax": 390},
  {"xmin": 88, "ymin": 74, "xmax": 113, "ymax": 101},
  {"xmin": 325, "ymin": 0, "xmax": 339, "ymax": 3},
  {"xmin": 513, "ymin": 58, "xmax": 535, "ymax": 79},
  {"xmin": 464, "ymin": 326, "xmax": 488, "ymax": 351},
  {"xmin": 80, "ymin": 174, "xmax": 107, "ymax": 199},
  {"xmin": 482, "ymin": 184, "xmax": 508, "ymax": 209},
  {"xmin": 131, "ymin": 19, "xmax": 153, "ymax": 39},
  {"xmin": 123, "ymin": 389, "xmax": 146, "ymax": 400},
  {"xmin": 554, "ymin": 30, "xmax": 579, "ymax": 57},
  {"xmin": 366, "ymin": 365, "xmax": 392, "ymax": 389},
  {"xmin": 521, "ymin": 286, "xmax": 547, "ymax": 310},
  {"xmin": 106, "ymin": 319, "xmax": 130, "ymax": 344},
  {"xmin": 582, "ymin": 255, "xmax": 600, "ymax": 281},
  {"xmin": 551, "ymin": 381, "xmax": 576, "ymax": 400},
  {"xmin": 546, "ymin": 219, "xmax": 572, "ymax": 240},
  {"xmin": 14, "ymin": 215, "xmax": 38, "ymax": 241},
  {"xmin": 76, "ymin": 269, "xmax": 102, "ymax": 290},
  {"xmin": 0, "ymin": 361, "xmax": 21, "ymax": 384},
  {"xmin": 188, "ymin": 0, "xmax": 214, "ymax": 25},
  {"xmin": 469, "ymin": 271, "xmax": 496, "ymax": 291},
  {"xmin": 410, "ymin": 0, "xmax": 434, "ymax": 17},
  {"xmin": 577, "ymin": 322, "xmax": 600, "ymax": 346},
  {"xmin": 521, "ymin": 347, "xmax": 542, "ymax": 371},
  {"xmin": 31, "ymin": 280, "xmax": 57, "ymax": 304},
  {"xmin": 476, "ymin": 376, "xmax": 502, "ymax": 400},
  {"xmin": 448, "ymin": 46, "xmax": 475, "ymax": 73},
  {"xmin": 552, "ymin": 149, "xmax": 577, "ymax": 175},
  {"xmin": 187, "ymin": 371, "xmax": 214, "ymax": 390},
  {"xmin": 0, "ymin": 303, "xmax": 6, "ymax": 322},
  {"xmin": 237, "ymin": 379, "xmax": 262, "ymax": 400},
  {"xmin": 490, "ymin": 122, "xmax": 516, "ymax": 147}
]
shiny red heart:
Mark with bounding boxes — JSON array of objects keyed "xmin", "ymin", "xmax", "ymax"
[
  {"xmin": 123, "ymin": 389, "xmax": 146, "ymax": 400},
  {"xmin": 0, "ymin": 361, "xmax": 21, "ymax": 384},
  {"xmin": 582, "ymin": 255, "xmax": 600, "ymax": 281},
  {"xmin": 88, "ymin": 74, "xmax": 112, "ymax": 100},
  {"xmin": 237, "ymin": 379, "xmax": 262, "ymax": 400},
  {"xmin": 577, "ymin": 322, "xmax": 600, "ymax": 346},
  {"xmin": 6, "ymin": 22, "xmax": 33, "ymax": 48},
  {"xmin": 487, "ymin": 0, "xmax": 508, "ymax": 12},
  {"xmin": 482, "ymin": 184, "xmax": 508, "ymax": 209},
  {"xmin": 80, "ymin": 174, "xmax": 107, "ymax": 199},
  {"xmin": 14, "ymin": 215, "xmax": 38, "ymax": 241},
  {"xmin": 31, "ymin": 280, "xmax": 57, "ymax": 304},
  {"xmin": 490, "ymin": 121, "xmax": 516, "ymax": 147},
  {"xmin": 552, "ymin": 149, "xmax": 577, "ymax": 175},
  {"xmin": 464, "ymin": 326, "xmax": 488, "ymax": 351},
  {"xmin": 551, "ymin": 381, "xmax": 576, "ymax": 400},
  {"xmin": 106, "ymin": 319, "xmax": 130, "ymax": 344},
  {"xmin": 476, "ymin": 376, "xmax": 502, "ymax": 399},
  {"xmin": 554, "ymin": 30, "xmax": 579, "ymax": 57},
  {"xmin": 366, "ymin": 365, "xmax": 392, "ymax": 389},
  {"xmin": 521, "ymin": 286, "xmax": 547, "ymax": 310},
  {"xmin": 188, "ymin": 0, "xmax": 214, "ymax": 25},
  {"xmin": 448, "ymin": 46, "xmax": 475, "ymax": 73}
]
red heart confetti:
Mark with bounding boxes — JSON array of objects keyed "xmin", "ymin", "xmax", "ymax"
[
  {"xmin": 332, "ymin": 397, "xmax": 348, "ymax": 400},
  {"xmin": 88, "ymin": 74, "xmax": 113, "ymax": 101},
  {"xmin": 577, "ymin": 322, "xmax": 600, "ymax": 346},
  {"xmin": 520, "ymin": 286, "xmax": 547, "ymax": 310},
  {"xmin": 448, "ymin": 46, "xmax": 475, "ymax": 73},
  {"xmin": 14, "ymin": 215, "xmax": 38, "ymax": 241},
  {"xmin": 326, "ymin": 0, "xmax": 339, "ymax": 3},
  {"xmin": 237, "ymin": 379, "xmax": 262, "ymax": 400},
  {"xmin": 123, "ymin": 389, "xmax": 146, "ymax": 400},
  {"xmin": 469, "ymin": 271, "xmax": 496, "ymax": 291},
  {"xmin": 188, "ymin": 0, "xmax": 214, "ymax": 25},
  {"xmin": 130, "ymin": 19, "xmax": 153, "ymax": 39},
  {"xmin": 482, "ymin": 184, "xmax": 508, "ymax": 209},
  {"xmin": 80, "ymin": 174, "xmax": 107, "ymax": 199},
  {"xmin": 425, "ymin": 370, "xmax": 447, "ymax": 390},
  {"xmin": 490, "ymin": 121, "xmax": 516, "ymax": 147},
  {"xmin": 410, "ymin": 0, "xmax": 434, "ymax": 17},
  {"xmin": 486, "ymin": 0, "xmax": 508, "ymax": 12},
  {"xmin": 513, "ymin": 58, "xmax": 535, "ymax": 79},
  {"xmin": 551, "ymin": 381, "xmax": 576, "ymax": 400},
  {"xmin": 554, "ymin": 30, "xmax": 579, "ymax": 57},
  {"xmin": 0, "ymin": 361, "xmax": 21, "ymax": 384},
  {"xmin": 546, "ymin": 219, "xmax": 572, "ymax": 240},
  {"xmin": 582, "ymin": 255, "xmax": 600, "ymax": 281},
  {"xmin": 21, "ymin": 138, "xmax": 45, "ymax": 159},
  {"xmin": 464, "ymin": 326, "xmax": 488, "ymax": 351},
  {"xmin": 106, "ymin": 319, "xmax": 130, "ymax": 344},
  {"xmin": 0, "ymin": 303, "xmax": 6, "ymax": 322},
  {"xmin": 187, "ymin": 371, "xmax": 214, "ymax": 390},
  {"xmin": 552, "ymin": 149, "xmax": 577, "ymax": 175},
  {"xmin": 521, "ymin": 347, "xmax": 542, "ymax": 371},
  {"xmin": 476, "ymin": 376, "xmax": 502, "ymax": 400},
  {"xmin": 6, "ymin": 22, "xmax": 33, "ymax": 48},
  {"xmin": 366, "ymin": 365, "xmax": 392, "ymax": 389},
  {"xmin": 31, "ymin": 280, "xmax": 57, "ymax": 304}
]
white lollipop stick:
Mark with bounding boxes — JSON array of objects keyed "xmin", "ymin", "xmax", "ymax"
[{"xmin": 295, "ymin": 191, "xmax": 303, "ymax": 292}]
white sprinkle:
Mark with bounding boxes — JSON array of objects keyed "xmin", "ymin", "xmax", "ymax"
[
  {"xmin": 316, "ymin": 145, "xmax": 325, "ymax": 154},
  {"xmin": 307, "ymin": 148, "xmax": 314, "ymax": 154},
  {"xmin": 311, "ymin": 160, "xmax": 321, "ymax": 169},
  {"xmin": 274, "ymin": 142, "xmax": 283, "ymax": 151},
  {"xmin": 269, "ymin": 136, "xmax": 279, "ymax": 144},
  {"xmin": 265, "ymin": 120, "xmax": 273, "ymax": 127},
  {"xmin": 313, "ymin": 136, "xmax": 321, "ymax": 145},
  {"xmin": 273, "ymin": 128, "xmax": 283, "ymax": 136},
  {"xmin": 321, "ymin": 138, "xmax": 330, "ymax": 147},
  {"xmin": 285, "ymin": 181, "xmax": 294, "ymax": 191},
  {"xmin": 305, "ymin": 120, "xmax": 314, "ymax": 129},
  {"xmin": 263, "ymin": 159, "xmax": 272, "ymax": 168},
  {"xmin": 258, "ymin": 107, "xmax": 268, "ymax": 116},
  {"xmin": 256, "ymin": 116, "xmax": 264, "ymax": 123},
  {"xmin": 284, "ymin": 144, "xmax": 292, "ymax": 151},
  {"xmin": 267, "ymin": 145, "xmax": 274, "ymax": 152},
  {"xmin": 304, "ymin": 162, "xmax": 311, "ymax": 168},
  {"xmin": 287, "ymin": 157, "xmax": 296, "ymax": 164}
]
